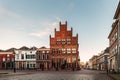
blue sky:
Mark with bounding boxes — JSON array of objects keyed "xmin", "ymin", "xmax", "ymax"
[{"xmin": 0, "ymin": 0, "xmax": 119, "ymax": 62}]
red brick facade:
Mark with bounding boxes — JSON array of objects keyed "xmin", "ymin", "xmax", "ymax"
[
  {"xmin": 36, "ymin": 47, "xmax": 50, "ymax": 70},
  {"xmin": 0, "ymin": 52, "xmax": 14, "ymax": 69},
  {"xmin": 50, "ymin": 21, "xmax": 79, "ymax": 70}
]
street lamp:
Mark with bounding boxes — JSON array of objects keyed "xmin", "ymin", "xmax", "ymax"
[{"xmin": 13, "ymin": 50, "xmax": 16, "ymax": 73}]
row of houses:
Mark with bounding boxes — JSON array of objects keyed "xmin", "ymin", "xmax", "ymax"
[
  {"xmin": 0, "ymin": 46, "xmax": 50, "ymax": 70},
  {"xmin": 0, "ymin": 21, "xmax": 80, "ymax": 70},
  {"xmin": 87, "ymin": 2, "xmax": 120, "ymax": 73},
  {"xmin": 87, "ymin": 48, "xmax": 109, "ymax": 70}
]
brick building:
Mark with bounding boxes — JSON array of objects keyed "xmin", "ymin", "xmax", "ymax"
[
  {"xmin": 108, "ymin": 1, "xmax": 120, "ymax": 72},
  {"xmin": 50, "ymin": 21, "xmax": 79, "ymax": 70},
  {"xmin": 36, "ymin": 47, "xmax": 50, "ymax": 70},
  {"xmin": 0, "ymin": 52, "xmax": 14, "ymax": 69}
]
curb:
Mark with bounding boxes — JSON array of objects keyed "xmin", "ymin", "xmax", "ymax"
[
  {"xmin": 0, "ymin": 73, "xmax": 8, "ymax": 74},
  {"xmin": 108, "ymin": 74, "xmax": 117, "ymax": 80}
]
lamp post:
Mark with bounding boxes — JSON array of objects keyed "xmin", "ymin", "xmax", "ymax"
[{"xmin": 13, "ymin": 50, "xmax": 16, "ymax": 73}]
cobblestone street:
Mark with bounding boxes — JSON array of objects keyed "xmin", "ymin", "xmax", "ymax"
[{"xmin": 0, "ymin": 69, "xmax": 113, "ymax": 80}]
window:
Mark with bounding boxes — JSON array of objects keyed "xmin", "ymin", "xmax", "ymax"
[
  {"xmin": 30, "ymin": 64, "xmax": 32, "ymax": 67},
  {"xmin": 62, "ymin": 39, "xmax": 65, "ymax": 41},
  {"xmin": 67, "ymin": 48, "xmax": 71, "ymax": 54},
  {"xmin": 2, "ymin": 58, "xmax": 5, "ymax": 62},
  {"xmin": 39, "ymin": 55, "xmax": 40, "ymax": 60},
  {"xmin": 42, "ymin": 51, "xmax": 45, "ymax": 53},
  {"xmin": 67, "ymin": 39, "xmax": 71, "ymax": 41},
  {"xmin": 21, "ymin": 54, "xmax": 24, "ymax": 59},
  {"xmin": 67, "ymin": 42, "xmax": 71, "ymax": 44},
  {"xmin": 47, "ymin": 55, "xmax": 49, "ymax": 59},
  {"xmin": 72, "ymin": 48, "xmax": 76, "ymax": 53},
  {"xmin": 7, "ymin": 54, "xmax": 10, "ymax": 57},
  {"xmin": 62, "ymin": 42, "xmax": 66, "ymax": 44},
  {"xmin": 12, "ymin": 58, "xmax": 14, "ymax": 61},
  {"xmin": 62, "ymin": 39, "xmax": 66, "ymax": 44},
  {"xmin": 57, "ymin": 39, "xmax": 61, "ymax": 41},
  {"xmin": 56, "ymin": 39, "xmax": 61, "ymax": 45},
  {"xmin": 31, "ymin": 55, "xmax": 35, "ymax": 59},
  {"xmin": 52, "ymin": 49, "xmax": 55, "ymax": 54},
  {"xmin": 43, "ymin": 55, "xmax": 45, "ymax": 60},
  {"xmin": 7, "ymin": 58, "xmax": 10, "ymax": 61},
  {"xmin": 47, "ymin": 51, "xmax": 49, "ymax": 53},
  {"xmin": 62, "ymin": 48, "xmax": 66, "ymax": 54},
  {"xmin": 17, "ymin": 54, "xmax": 19, "ymax": 59},
  {"xmin": 18, "ymin": 51, "xmax": 22, "ymax": 54},
  {"xmin": 56, "ymin": 49, "xmax": 60, "ymax": 54},
  {"xmin": 26, "ymin": 55, "xmax": 36, "ymax": 59},
  {"xmin": 33, "ymin": 64, "xmax": 35, "ymax": 68}
]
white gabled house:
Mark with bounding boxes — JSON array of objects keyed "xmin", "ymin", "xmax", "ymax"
[{"xmin": 14, "ymin": 46, "xmax": 37, "ymax": 69}]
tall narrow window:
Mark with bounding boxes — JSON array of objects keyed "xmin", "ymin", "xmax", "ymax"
[
  {"xmin": 72, "ymin": 48, "xmax": 76, "ymax": 53},
  {"xmin": 67, "ymin": 48, "xmax": 71, "ymax": 54},
  {"xmin": 62, "ymin": 48, "xmax": 66, "ymax": 54},
  {"xmin": 21, "ymin": 54, "xmax": 24, "ymax": 59},
  {"xmin": 62, "ymin": 39, "xmax": 66, "ymax": 44}
]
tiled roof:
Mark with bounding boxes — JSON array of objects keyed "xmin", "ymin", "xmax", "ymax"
[
  {"xmin": 5, "ymin": 48, "xmax": 17, "ymax": 52},
  {"xmin": 19, "ymin": 46, "xmax": 29, "ymax": 50},
  {"xmin": 29, "ymin": 46, "xmax": 38, "ymax": 50}
]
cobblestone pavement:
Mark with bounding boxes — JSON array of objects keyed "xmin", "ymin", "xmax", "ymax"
[{"xmin": 0, "ymin": 69, "xmax": 113, "ymax": 80}]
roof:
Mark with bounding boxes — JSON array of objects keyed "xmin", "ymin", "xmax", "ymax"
[
  {"xmin": 29, "ymin": 46, "xmax": 38, "ymax": 50},
  {"xmin": 108, "ymin": 20, "xmax": 118, "ymax": 38},
  {"xmin": 19, "ymin": 46, "xmax": 29, "ymax": 50},
  {"xmin": 5, "ymin": 48, "xmax": 17, "ymax": 52},
  {"xmin": 104, "ymin": 47, "xmax": 109, "ymax": 53},
  {"xmin": 114, "ymin": 1, "xmax": 120, "ymax": 19},
  {"xmin": 39, "ymin": 46, "xmax": 46, "ymax": 49},
  {"xmin": 91, "ymin": 55, "xmax": 99, "ymax": 60},
  {"xmin": 37, "ymin": 46, "xmax": 50, "ymax": 51},
  {"xmin": 0, "ymin": 49, "xmax": 5, "ymax": 52}
]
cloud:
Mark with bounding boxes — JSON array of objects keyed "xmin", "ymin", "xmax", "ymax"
[
  {"xmin": 30, "ymin": 21, "xmax": 58, "ymax": 38},
  {"xmin": 0, "ymin": 7, "xmax": 61, "ymax": 49},
  {"xmin": 0, "ymin": 7, "xmax": 61, "ymax": 39},
  {"xmin": 0, "ymin": 7, "xmax": 22, "ymax": 19}
]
